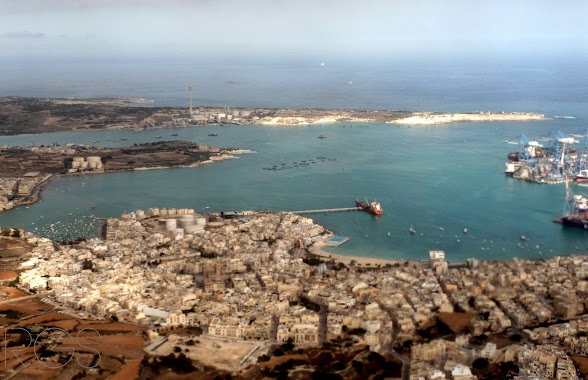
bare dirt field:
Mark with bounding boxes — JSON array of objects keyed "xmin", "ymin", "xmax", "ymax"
[
  {"xmin": 153, "ymin": 335, "xmax": 264, "ymax": 371},
  {"xmin": 438, "ymin": 312, "xmax": 477, "ymax": 334},
  {"xmin": 78, "ymin": 320, "xmax": 147, "ymax": 332},
  {"xmin": 0, "ymin": 270, "xmax": 18, "ymax": 280}
]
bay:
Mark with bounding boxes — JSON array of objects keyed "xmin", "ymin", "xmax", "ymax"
[{"xmin": 0, "ymin": 120, "xmax": 586, "ymax": 262}]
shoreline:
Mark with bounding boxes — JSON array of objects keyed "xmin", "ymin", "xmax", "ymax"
[
  {"xmin": 309, "ymin": 237, "xmax": 406, "ymax": 267},
  {"xmin": 0, "ymin": 149, "xmax": 255, "ymax": 213},
  {"xmin": 0, "ymin": 96, "xmax": 549, "ymax": 136}
]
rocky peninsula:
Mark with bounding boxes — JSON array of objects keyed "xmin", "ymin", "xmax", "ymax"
[
  {"xmin": 0, "ymin": 141, "xmax": 251, "ymax": 212},
  {"xmin": 0, "ymin": 97, "xmax": 546, "ymax": 135}
]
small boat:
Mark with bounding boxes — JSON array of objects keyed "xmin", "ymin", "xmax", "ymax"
[
  {"xmin": 155, "ymin": 136, "xmax": 162, "ymax": 139},
  {"xmin": 318, "ymin": 135, "xmax": 327, "ymax": 139},
  {"xmin": 121, "ymin": 138, "xmax": 128, "ymax": 141},
  {"xmin": 208, "ymin": 133, "xmax": 218, "ymax": 137},
  {"xmin": 171, "ymin": 133, "xmax": 178, "ymax": 136},
  {"xmin": 409, "ymin": 225, "xmax": 416, "ymax": 234}
]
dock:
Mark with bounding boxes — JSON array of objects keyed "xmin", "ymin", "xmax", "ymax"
[{"xmin": 287, "ymin": 207, "xmax": 361, "ymax": 215}]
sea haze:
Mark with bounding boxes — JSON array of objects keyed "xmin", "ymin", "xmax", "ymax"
[
  {"xmin": 1, "ymin": 53, "xmax": 587, "ymax": 113},
  {"xmin": 0, "ymin": 54, "xmax": 587, "ymax": 262}
]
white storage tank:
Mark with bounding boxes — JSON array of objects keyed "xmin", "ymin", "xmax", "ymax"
[
  {"xmin": 195, "ymin": 217, "xmax": 207, "ymax": 227},
  {"xmin": 160, "ymin": 209, "xmax": 168, "ymax": 216},
  {"xmin": 206, "ymin": 221, "xmax": 224, "ymax": 229},
  {"xmin": 136, "ymin": 210, "xmax": 145, "ymax": 219},
  {"xmin": 165, "ymin": 219, "xmax": 177, "ymax": 231},
  {"xmin": 184, "ymin": 225, "xmax": 204, "ymax": 234},
  {"xmin": 168, "ymin": 209, "xmax": 177, "ymax": 216},
  {"xmin": 179, "ymin": 216, "xmax": 195, "ymax": 228},
  {"xmin": 88, "ymin": 161, "xmax": 97, "ymax": 169},
  {"xmin": 81, "ymin": 161, "xmax": 89, "ymax": 169},
  {"xmin": 87, "ymin": 156, "xmax": 102, "ymax": 164}
]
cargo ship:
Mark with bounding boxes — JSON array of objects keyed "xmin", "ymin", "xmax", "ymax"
[
  {"xmin": 555, "ymin": 178, "xmax": 588, "ymax": 229},
  {"xmin": 355, "ymin": 198, "xmax": 383, "ymax": 215}
]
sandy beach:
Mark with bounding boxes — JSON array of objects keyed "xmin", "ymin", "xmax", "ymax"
[
  {"xmin": 388, "ymin": 112, "xmax": 546, "ymax": 125},
  {"xmin": 309, "ymin": 238, "xmax": 406, "ymax": 267},
  {"xmin": 259, "ymin": 111, "xmax": 546, "ymax": 126}
]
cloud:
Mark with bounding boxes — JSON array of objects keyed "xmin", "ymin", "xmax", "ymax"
[{"xmin": 0, "ymin": 31, "xmax": 45, "ymax": 39}]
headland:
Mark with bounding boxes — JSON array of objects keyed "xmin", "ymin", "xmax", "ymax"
[
  {"xmin": 0, "ymin": 141, "xmax": 252, "ymax": 212},
  {"xmin": 0, "ymin": 96, "xmax": 546, "ymax": 135}
]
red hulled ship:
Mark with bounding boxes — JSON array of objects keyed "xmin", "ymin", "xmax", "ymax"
[{"xmin": 356, "ymin": 198, "xmax": 383, "ymax": 215}]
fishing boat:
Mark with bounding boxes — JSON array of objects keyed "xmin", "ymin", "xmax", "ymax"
[
  {"xmin": 318, "ymin": 135, "xmax": 327, "ymax": 139},
  {"xmin": 355, "ymin": 198, "xmax": 383, "ymax": 215}
]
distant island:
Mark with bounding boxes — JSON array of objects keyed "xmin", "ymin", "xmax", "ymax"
[{"xmin": 0, "ymin": 96, "xmax": 546, "ymax": 135}]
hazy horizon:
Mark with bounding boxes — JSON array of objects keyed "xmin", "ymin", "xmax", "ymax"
[{"xmin": 1, "ymin": 0, "xmax": 587, "ymax": 60}]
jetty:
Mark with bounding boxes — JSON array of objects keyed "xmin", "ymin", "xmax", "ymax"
[{"xmin": 287, "ymin": 207, "xmax": 361, "ymax": 215}]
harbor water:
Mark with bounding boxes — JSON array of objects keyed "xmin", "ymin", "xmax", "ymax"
[
  {"xmin": 0, "ymin": 121, "xmax": 587, "ymax": 262},
  {"xmin": 0, "ymin": 54, "xmax": 587, "ymax": 261}
]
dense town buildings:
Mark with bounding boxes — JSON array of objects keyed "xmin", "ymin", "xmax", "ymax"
[{"xmin": 16, "ymin": 209, "xmax": 588, "ymax": 378}]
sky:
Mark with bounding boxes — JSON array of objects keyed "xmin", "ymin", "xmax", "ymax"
[{"xmin": 1, "ymin": 0, "xmax": 588, "ymax": 60}]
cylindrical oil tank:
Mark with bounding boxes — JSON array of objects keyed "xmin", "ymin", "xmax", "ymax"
[
  {"xmin": 185, "ymin": 225, "xmax": 204, "ymax": 234},
  {"xmin": 88, "ymin": 161, "xmax": 97, "ymax": 169},
  {"xmin": 136, "ymin": 210, "xmax": 145, "ymax": 219},
  {"xmin": 165, "ymin": 219, "xmax": 177, "ymax": 231},
  {"xmin": 168, "ymin": 209, "xmax": 177, "ymax": 216},
  {"xmin": 179, "ymin": 216, "xmax": 195, "ymax": 228},
  {"xmin": 195, "ymin": 217, "xmax": 206, "ymax": 226},
  {"xmin": 71, "ymin": 161, "xmax": 81, "ymax": 169},
  {"xmin": 206, "ymin": 221, "xmax": 223, "ymax": 228},
  {"xmin": 149, "ymin": 208, "xmax": 160, "ymax": 216},
  {"xmin": 160, "ymin": 209, "xmax": 168, "ymax": 216},
  {"xmin": 87, "ymin": 156, "xmax": 102, "ymax": 164},
  {"xmin": 81, "ymin": 161, "xmax": 89, "ymax": 168}
]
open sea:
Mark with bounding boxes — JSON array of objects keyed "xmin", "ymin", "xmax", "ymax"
[{"xmin": 0, "ymin": 54, "xmax": 587, "ymax": 262}]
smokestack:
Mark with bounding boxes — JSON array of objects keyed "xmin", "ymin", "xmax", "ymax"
[{"xmin": 189, "ymin": 86, "xmax": 193, "ymax": 120}]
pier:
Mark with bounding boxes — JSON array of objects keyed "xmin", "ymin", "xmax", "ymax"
[{"xmin": 287, "ymin": 207, "xmax": 361, "ymax": 215}]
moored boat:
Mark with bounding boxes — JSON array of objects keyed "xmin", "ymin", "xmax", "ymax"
[
  {"xmin": 355, "ymin": 198, "xmax": 383, "ymax": 215},
  {"xmin": 575, "ymin": 169, "xmax": 588, "ymax": 183}
]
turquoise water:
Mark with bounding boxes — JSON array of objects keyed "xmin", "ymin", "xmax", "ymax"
[
  {"xmin": 1, "ymin": 120, "xmax": 587, "ymax": 262},
  {"xmin": 1, "ymin": 55, "xmax": 587, "ymax": 261}
]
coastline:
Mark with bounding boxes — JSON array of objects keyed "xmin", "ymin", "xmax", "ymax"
[
  {"xmin": 260, "ymin": 112, "xmax": 547, "ymax": 126},
  {"xmin": 0, "ymin": 150, "xmax": 255, "ymax": 213},
  {"xmin": 0, "ymin": 97, "xmax": 548, "ymax": 136},
  {"xmin": 309, "ymin": 237, "xmax": 405, "ymax": 267},
  {"xmin": 388, "ymin": 112, "xmax": 547, "ymax": 125}
]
